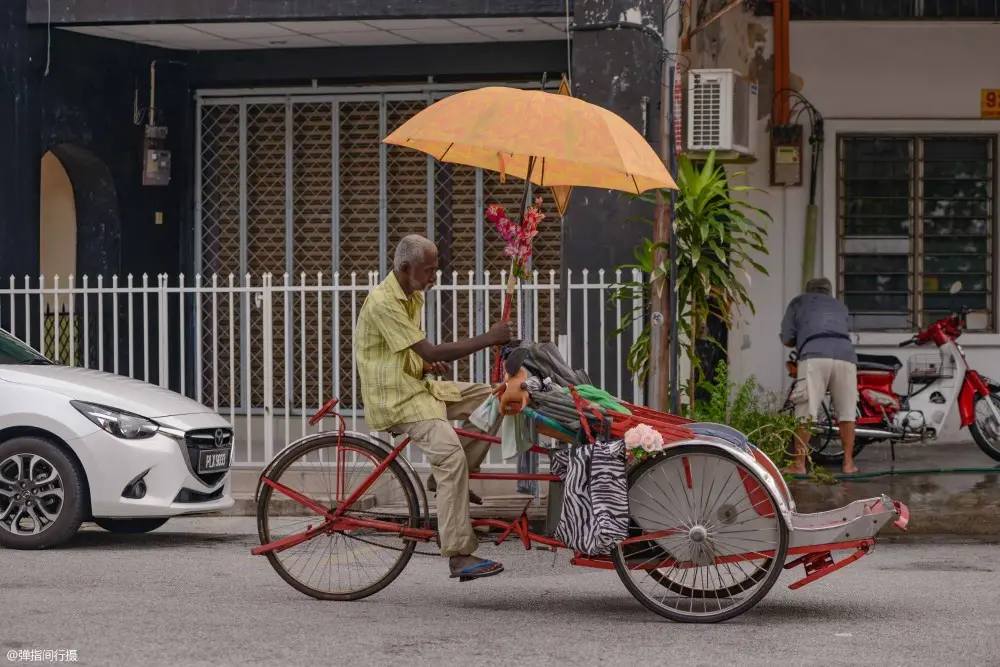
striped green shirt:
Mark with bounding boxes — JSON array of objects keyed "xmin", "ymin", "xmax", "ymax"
[{"xmin": 355, "ymin": 272, "xmax": 462, "ymax": 431}]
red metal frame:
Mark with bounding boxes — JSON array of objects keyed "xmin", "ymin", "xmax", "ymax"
[{"xmin": 252, "ymin": 398, "xmax": 906, "ymax": 592}]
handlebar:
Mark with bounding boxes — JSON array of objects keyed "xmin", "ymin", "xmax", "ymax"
[{"xmin": 898, "ymin": 337, "xmax": 917, "ymax": 348}]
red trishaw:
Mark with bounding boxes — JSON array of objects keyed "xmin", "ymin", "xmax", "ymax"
[
  {"xmin": 249, "ymin": 86, "xmax": 909, "ymax": 622},
  {"xmin": 250, "ymin": 340, "xmax": 908, "ymax": 623}
]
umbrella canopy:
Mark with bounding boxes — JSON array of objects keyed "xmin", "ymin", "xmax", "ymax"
[{"xmin": 382, "ymin": 86, "xmax": 677, "ymax": 194}]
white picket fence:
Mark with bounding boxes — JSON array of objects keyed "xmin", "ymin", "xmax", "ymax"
[{"xmin": 1, "ymin": 269, "xmax": 646, "ymax": 470}]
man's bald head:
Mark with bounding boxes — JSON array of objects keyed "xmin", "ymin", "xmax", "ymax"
[{"xmin": 393, "ymin": 235, "xmax": 438, "ymax": 294}]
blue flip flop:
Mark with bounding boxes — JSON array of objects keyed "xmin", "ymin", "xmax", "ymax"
[{"xmin": 450, "ymin": 559, "xmax": 504, "ymax": 582}]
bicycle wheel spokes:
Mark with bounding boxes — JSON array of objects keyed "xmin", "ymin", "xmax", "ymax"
[
  {"xmin": 258, "ymin": 436, "xmax": 420, "ymax": 601},
  {"xmin": 615, "ymin": 447, "xmax": 789, "ymax": 622}
]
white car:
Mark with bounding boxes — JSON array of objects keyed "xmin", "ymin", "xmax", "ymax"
[{"xmin": 0, "ymin": 327, "xmax": 235, "ymax": 550}]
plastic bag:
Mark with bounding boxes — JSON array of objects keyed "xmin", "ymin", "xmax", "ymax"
[{"xmin": 469, "ymin": 393, "xmax": 500, "ymax": 432}]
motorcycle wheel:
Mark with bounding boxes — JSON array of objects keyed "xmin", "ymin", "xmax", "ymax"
[
  {"xmin": 806, "ymin": 430, "xmax": 871, "ymax": 466},
  {"xmin": 799, "ymin": 400, "xmax": 870, "ymax": 466},
  {"xmin": 969, "ymin": 394, "xmax": 1000, "ymax": 462}
]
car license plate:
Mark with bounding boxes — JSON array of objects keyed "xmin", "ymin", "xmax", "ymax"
[{"xmin": 198, "ymin": 448, "xmax": 231, "ymax": 474}]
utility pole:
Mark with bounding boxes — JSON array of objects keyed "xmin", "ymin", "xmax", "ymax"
[{"xmin": 649, "ymin": 0, "xmax": 682, "ymax": 413}]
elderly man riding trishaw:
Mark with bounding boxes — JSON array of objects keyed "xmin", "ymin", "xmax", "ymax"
[{"xmin": 250, "ymin": 87, "xmax": 909, "ymax": 623}]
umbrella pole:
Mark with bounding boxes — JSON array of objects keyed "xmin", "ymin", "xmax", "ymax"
[{"xmin": 491, "ymin": 157, "xmax": 537, "ymax": 384}]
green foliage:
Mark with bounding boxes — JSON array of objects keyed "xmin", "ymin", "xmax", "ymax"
[
  {"xmin": 688, "ymin": 360, "xmax": 800, "ymax": 469},
  {"xmin": 608, "ymin": 149, "xmax": 772, "ymax": 407}
]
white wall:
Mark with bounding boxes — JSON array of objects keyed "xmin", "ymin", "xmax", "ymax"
[{"xmin": 700, "ymin": 21, "xmax": 1000, "ymax": 441}]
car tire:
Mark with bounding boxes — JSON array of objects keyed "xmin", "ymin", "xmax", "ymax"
[
  {"xmin": 0, "ymin": 436, "xmax": 88, "ymax": 550},
  {"xmin": 93, "ymin": 517, "xmax": 170, "ymax": 534}
]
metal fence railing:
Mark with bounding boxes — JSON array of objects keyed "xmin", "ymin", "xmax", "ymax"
[{"xmin": 1, "ymin": 269, "xmax": 646, "ymax": 469}]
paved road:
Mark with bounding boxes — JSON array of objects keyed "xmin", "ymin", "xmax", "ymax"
[{"xmin": 2, "ymin": 518, "xmax": 999, "ymax": 667}]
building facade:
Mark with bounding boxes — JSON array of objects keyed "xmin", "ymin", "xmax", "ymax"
[
  {"xmin": 4, "ymin": 0, "xmax": 998, "ymax": 458},
  {"xmin": 0, "ymin": 0, "xmax": 667, "ymax": 467},
  {"xmin": 695, "ymin": 1, "xmax": 1000, "ymax": 442}
]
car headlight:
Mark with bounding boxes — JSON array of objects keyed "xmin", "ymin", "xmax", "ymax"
[{"xmin": 70, "ymin": 401, "xmax": 159, "ymax": 440}]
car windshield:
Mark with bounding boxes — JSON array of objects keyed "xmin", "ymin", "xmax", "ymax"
[{"xmin": 0, "ymin": 329, "xmax": 54, "ymax": 365}]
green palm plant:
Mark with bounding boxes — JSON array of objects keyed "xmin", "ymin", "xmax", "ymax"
[{"xmin": 609, "ymin": 149, "xmax": 773, "ymax": 409}]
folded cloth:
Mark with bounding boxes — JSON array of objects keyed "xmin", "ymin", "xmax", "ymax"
[
  {"xmin": 469, "ymin": 393, "xmax": 501, "ymax": 433},
  {"xmin": 563, "ymin": 384, "xmax": 630, "ymax": 415},
  {"xmin": 502, "ymin": 340, "xmax": 590, "ymax": 388},
  {"xmin": 515, "ymin": 449, "xmax": 539, "ymax": 498},
  {"xmin": 500, "ymin": 411, "xmax": 532, "ymax": 461},
  {"xmin": 549, "ymin": 439, "xmax": 629, "ymax": 556}
]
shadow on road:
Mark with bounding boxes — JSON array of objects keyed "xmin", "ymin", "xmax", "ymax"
[
  {"xmin": 56, "ymin": 528, "xmax": 257, "ymax": 550},
  {"xmin": 447, "ymin": 591, "xmax": 880, "ymax": 624}
]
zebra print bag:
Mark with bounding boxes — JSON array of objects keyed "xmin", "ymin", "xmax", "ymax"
[{"xmin": 549, "ymin": 439, "xmax": 629, "ymax": 556}]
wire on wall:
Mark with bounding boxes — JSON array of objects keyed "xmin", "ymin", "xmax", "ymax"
[
  {"xmin": 564, "ymin": 0, "xmax": 572, "ymax": 89},
  {"xmin": 44, "ymin": 0, "xmax": 52, "ymax": 76}
]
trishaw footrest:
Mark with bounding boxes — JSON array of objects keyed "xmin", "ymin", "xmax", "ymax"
[{"xmin": 787, "ymin": 547, "xmax": 869, "ymax": 590}]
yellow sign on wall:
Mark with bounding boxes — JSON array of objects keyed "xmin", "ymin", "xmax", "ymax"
[{"xmin": 982, "ymin": 89, "xmax": 1000, "ymax": 118}]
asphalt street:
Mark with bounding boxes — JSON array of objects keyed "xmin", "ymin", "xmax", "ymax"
[{"xmin": 2, "ymin": 518, "xmax": 999, "ymax": 667}]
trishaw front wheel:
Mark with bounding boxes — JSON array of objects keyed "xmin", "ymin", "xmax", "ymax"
[
  {"xmin": 612, "ymin": 444, "xmax": 790, "ymax": 623},
  {"xmin": 257, "ymin": 434, "xmax": 421, "ymax": 601}
]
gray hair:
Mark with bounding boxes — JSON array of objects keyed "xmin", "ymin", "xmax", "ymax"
[
  {"xmin": 393, "ymin": 234, "xmax": 436, "ymax": 272},
  {"xmin": 805, "ymin": 277, "xmax": 832, "ymax": 295}
]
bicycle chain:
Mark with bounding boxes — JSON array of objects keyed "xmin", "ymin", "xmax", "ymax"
[{"xmin": 280, "ymin": 506, "xmax": 528, "ymax": 557}]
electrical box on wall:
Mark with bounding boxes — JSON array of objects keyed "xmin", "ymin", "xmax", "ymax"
[
  {"xmin": 770, "ymin": 124, "xmax": 803, "ymax": 187},
  {"xmin": 142, "ymin": 124, "xmax": 171, "ymax": 186}
]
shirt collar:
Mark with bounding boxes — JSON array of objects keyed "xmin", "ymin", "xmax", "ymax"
[{"xmin": 385, "ymin": 271, "xmax": 423, "ymax": 307}]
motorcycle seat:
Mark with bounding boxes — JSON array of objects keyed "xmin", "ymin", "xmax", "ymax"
[{"xmin": 857, "ymin": 353, "xmax": 903, "ymax": 373}]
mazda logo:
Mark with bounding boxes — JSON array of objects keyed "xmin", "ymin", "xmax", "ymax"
[{"xmin": 214, "ymin": 429, "xmax": 227, "ymax": 447}]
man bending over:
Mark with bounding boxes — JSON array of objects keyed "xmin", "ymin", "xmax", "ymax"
[
  {"xmin": 355, "ymin": 234, "xmax": 515, "ymax": 581},
  {"xmin": 781, "ymin": 277, "xmax": 859, "ymax": 475}
]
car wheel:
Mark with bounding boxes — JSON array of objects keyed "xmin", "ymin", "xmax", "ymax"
[
  {"xmin": 0, "ymin": 436, "xmax": 87, "ymax": 550},
  {"xmin": 93, "ymin": 517, "xmax": 169, "ymax": 534}
]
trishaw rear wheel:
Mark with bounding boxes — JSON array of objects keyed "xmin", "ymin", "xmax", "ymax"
[
  {"xmin": 257, "ymin": 435, "xmax": 420, "ymax": 601},
  {"xmin": 612, "ymin": 444, "xmax": 789, "ymax": 623}
]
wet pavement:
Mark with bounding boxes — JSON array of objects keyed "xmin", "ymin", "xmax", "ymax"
[{"xmin": 790, "ymin": 440, "xmax": 1000, "ymax": 537}]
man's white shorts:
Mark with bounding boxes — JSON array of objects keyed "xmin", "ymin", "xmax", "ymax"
[{"xmin": 791, "ymin": 357, "xmax": 858, "ymax": 422}]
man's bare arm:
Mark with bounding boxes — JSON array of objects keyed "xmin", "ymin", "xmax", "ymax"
[{"xmin": 411, "ymin": 321, "xmax": 515, "ymax": 364}]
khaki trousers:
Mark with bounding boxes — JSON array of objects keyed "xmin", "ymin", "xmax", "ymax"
[
  {"xmin": 394, "ymin": 382, "xmax": 496, "ymax": 557},
  {"xmin": 792, "ymin": 357, "xmax": 858, "ymax": 422}
]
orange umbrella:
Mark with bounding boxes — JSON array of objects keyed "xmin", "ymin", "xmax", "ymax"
[
  {"xmin": 383, "ymin": 85, "xmax": 676, "ymax": 382},
  {"xmin": 382, "ymin": 86, "xmax": 678, "ymax": 194}
]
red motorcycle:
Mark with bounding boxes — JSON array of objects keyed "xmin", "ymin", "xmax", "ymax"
[{"xmin": 783, "ymin": 282, "xmax": 1000, "ymax": 466}]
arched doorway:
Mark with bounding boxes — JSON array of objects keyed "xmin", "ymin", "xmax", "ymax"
[
  {"xmin": 39, "ymin": 151, "xmax": 78, "ymax": 281},
  {"xmin": 39, "ymin": 150, "xmax": 79, "ymax": 364},
  {"xmin": 37, "ymin": 144, "xmax": 121, "ymax": 367}
]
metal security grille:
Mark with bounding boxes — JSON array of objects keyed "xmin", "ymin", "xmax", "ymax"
[
  {"xmin": 195, "ymin": 82, "xmax": 562, "ymax": 413},
  {"xmin": 837, "ymin": 134, "xmax": 996, "ymax": 331}
]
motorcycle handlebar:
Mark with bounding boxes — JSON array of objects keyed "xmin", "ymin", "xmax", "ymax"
[{"xmin": 899, "ymin": 337, "xmax": 917, "ymax": 347}]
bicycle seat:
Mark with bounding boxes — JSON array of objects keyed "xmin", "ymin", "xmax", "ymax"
[{"xmin": 857, "ymin": 353, "xmax": 902, "ymax": 373}]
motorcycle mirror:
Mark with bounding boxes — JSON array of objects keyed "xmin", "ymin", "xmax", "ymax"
[
  {"xmin": 950, "ymin": 281, "xmax": 963, "ymax": 294},
  {"xmin": 851, "ymin": 332, "xmax": 860, "ymax": 344}
]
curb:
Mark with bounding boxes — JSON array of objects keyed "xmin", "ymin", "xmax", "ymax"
[{"xmin": 217, "ymin": 469, "xmax": 1000, "ymax": 539}]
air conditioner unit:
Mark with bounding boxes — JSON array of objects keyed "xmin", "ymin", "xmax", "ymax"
[{"xmin": 685, "ymin": 68, "xmax": 758, "ymax": 157}]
